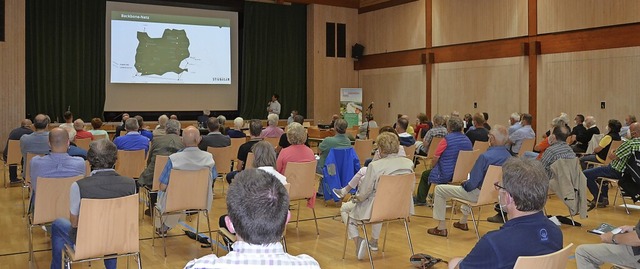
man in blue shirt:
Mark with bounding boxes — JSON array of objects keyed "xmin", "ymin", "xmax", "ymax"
[
  {"xmin": 449, "ymin": 158, "xmax": 563, "ymax": 269},
  {"xmin": 427, "ymin": 125, "xmax": 512, "ymax": 236},
  {"xmin": 135, "ymin": 115, "xmax": 154, "ymax": 140},
  {"xmin": 507, "ymin": 113, "xmax": 535, "ymax": 155},
  {"xmin": 30, "ymin": 128, "xmax": 86, "ymax": 195},
  {"xmin": 113, "ymin": 118, "xmax": 150, "ymax": 154}
]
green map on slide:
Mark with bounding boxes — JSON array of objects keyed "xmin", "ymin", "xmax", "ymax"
[{"xmin": 135, "ymin": 29, "xmax": 190, "ymax": 76}]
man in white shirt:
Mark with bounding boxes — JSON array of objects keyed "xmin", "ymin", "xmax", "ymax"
[{"xmin": 267, "ymin": 94, "xmax": 281, "ymax": 117}]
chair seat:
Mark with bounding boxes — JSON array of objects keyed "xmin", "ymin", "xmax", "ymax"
[{"xmin": 218, "ymin": 228, "xmax": 237, "ymax": 242}]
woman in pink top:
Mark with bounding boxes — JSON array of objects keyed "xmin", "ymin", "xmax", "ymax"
[{"xmin": 277, "ymin": 122, "xmax": 315, "ymax": 174}]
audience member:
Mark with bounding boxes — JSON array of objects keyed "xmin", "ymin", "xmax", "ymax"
[
  {"xmin": 540, "ymin": 125, "xmax": 575, "ymax": 180},
  {"xmin": 217, "ymin": 115, "xmax": 229, "ymax": 135},
  {"xmin": 568, "ymin": 114, "xmax": 586, "ymax": 145},
  {"xmin": 620, "ymin": 114, "xmax": 637, "ymax": 139},
  {"xmin": 73, "ymin": 119, "xmax": 93, "ymax": 140},
  {"xmin": 357, "ymin": 114, "xmax": 378, "ymax": 140},
  {"xmin": 465, "ymin": 112, "xmax": 489, "ymax": 145},
  {"xmin": 287, "ymin": 110, "xmax": 298, "ymax": 125},
  {"xmin": 330, "ymin": 114, "xmax": 340, "ymax": 129},
  {"xmin": 267, "ymin": 93, "xmax": 281, "ymax": 117},
  {"xmin": 114, "ymin": 113, "xmax": 129, "ymax": 138},
  {"xmin": 317, "ymin": 119, "xmax": 352, "ymax": 173},
  {"xmin": 88, "ymin": 118, "xmax": 109, "ymax": 140},
  {"xmin": 396, "ymin": 117, "xmax": 416, "ymax": 147},
  {"xmin": 572, "ymin": 115, "xmax": 600, "ymax": 153},
  {"xmin": 575, "ymin": 219, "xmax": 640, "ymax": 269},
  {"xmin": 226, "ymin": 120, "xmax": 263, "ymax": 183},
  {"xmin": 507, "ymin": 112, "xmax": 522, "ymax": 135},
  {"xmin": 415, "ymin": 117, "xmax": 473, "ymax": 205},
  {"xmin": 197, "ymin": 110, "xmax": 210, "ymax": 127},
  {"xmin": 448, "ymin": 158, "xmax": 563, "ymax": 269},
  {"xmin": 463, "ymin": 113, "xmax": 473, "ymax": 133},
  {"xmin": 482, "ymin": 112, "xmax": 491, "ymax": 130},
  {"xmin": 526, "ymin": 116, "xmax": 568, "ymax": 160},
  {"xmin": 340, "ymin": 132, "xmax": 414, "ymax": 259},
  {"xmin": 156, "ymin": 127, "xmax": 217, "ymax": 234},
  {"xmin": 170, "ymin": 114, "xmax": 178, "ymax": 120},
  {"xmin": 417, "ymin": 114, "xmax": 447, "ymax": 156},
  {"xmin": 3, "ymin": 119, "xmax": 33, "ymax": 183},
  {"xmin": 60, "ymin": 126, "xmax": 87, "ymax": 159},
  {"xmin": 198, "ymin": 117, "xmax": 231, "ymax": 150},
  {"xmin": 584, "ymin": 122, "xmax": 640, "ymax": 210},
  {"xmin": 153, "ymin": 115, "xmax": 169, "ymax": 137},
  {"xmin": 184, "ymin": 169, "xmax": 320, "ymax": 269},
  {"xmin": 50, "ymin": 139, "xmax": 136, "ymax": 269},
  {"xmin": 400, "ymin": 115, "xmax": 415, "ymax": 136},
  {"xmin": 260, "ymin": 113, "xmax": 285, "ymax": 138},
  {"xmin": 427, "ymin": 125, "xmax": 512, "ymax": 237},
  {"xmin": 113, "ymin": 118, "xmax": 150, "ymax": 153},
  {"xmin": 135, "ymin": 115, "xmax": 153, "ymax": 140},
  {"xmin": 138, "ymin": 120, "xmax": 185, "ymax": 215},
  {"xmin": 277, "ymin": 122, "xmax": 315, "ymax": 174},
  {"xmin": 508, "ymin": 113, "xmax": 535, "ymax": 155},
  {"xmin": 251, "ymin": 141, "xmax": 286, "ymax": 185},
  {"xmin": 59, "ymin": 111, "xmax": 73, "ymax": 130},
  {"xmin": 20, "ymin": 114, "xmax": 51, "ymax": 172},
  {"xmin": 415, "ymin": 113, "xmax": 432, "ymax": 139},
  {"xmin": 580, "ymin": 119, "xmax": 622, "ymax": 169},
  {"xmin": 227, "ymin": 117, "xmax": 246, "ymax": 138},
  {"xmin": 277, "ymin": 115, "xmax": 309, "ymax": 152}
]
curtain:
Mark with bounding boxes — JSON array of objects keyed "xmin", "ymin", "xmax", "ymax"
[
  {"xmin": 240, "ymin": 2, "xmax": 306, "ymax": 119},
  {"xmin": 26, "ymin": 0, "xmax": 105, "ymax": 122}
]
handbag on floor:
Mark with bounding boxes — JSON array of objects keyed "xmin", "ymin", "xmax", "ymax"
[{"xmin": 410, "ymin": 253, "xmax": 444, "ymax": 269}]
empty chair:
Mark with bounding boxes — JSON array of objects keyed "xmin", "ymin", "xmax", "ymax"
[
  {"xmin": 207, "ymin": 146, "xmax": 235, "ymax": 193},
  {"xmin": 513, "ymin": 243, "xmax": 574, "ymax": 269},
  {"xmin": 354, "ymin": 139, "xmax": 374, "ymax": 167},
  {"xmin": 115, "ymin": 149, "xmax": 146, "ymax": 179},
  {"xmin": 62, "ymin": 194, "xmax": 141, "ymax": 269},
  {"xmin": 284, "ymin": 161, "xmax": 320, "ymax": 235}
]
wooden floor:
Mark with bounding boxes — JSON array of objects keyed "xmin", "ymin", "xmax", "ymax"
[{"xmin": 1, "ymin": 166, "xmax": 637, "ymax": 269}]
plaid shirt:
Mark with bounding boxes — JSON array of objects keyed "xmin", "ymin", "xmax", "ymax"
[
  {"xmin": 610, "ymin": 137, "xmax": 640, "ymax": 173},
  {"xmin": 423, "ymin": 126, "xmax": 448, "ymax": 149},
  {"xmin": 184, "ymin": 241, "xmax": 320, "ymax": 269},
  {"xmin": 540, "ymin": 142, "xmax": 576, "ymax": 179}
]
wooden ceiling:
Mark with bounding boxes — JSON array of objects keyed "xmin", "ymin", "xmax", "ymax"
[{"xmin": 249, "ymin": 0, "xmax": 401, "ymax": 9}]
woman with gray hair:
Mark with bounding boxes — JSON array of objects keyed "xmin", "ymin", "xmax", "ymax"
[
  {"xmin": 251, "ymin": 141, "xmax": 287, "ymax": 185},
  {"xmin": 153, "ymin": 114, "xmax": 169, "ymax": 137},
  {"xmin": 227, "ymin": 117, "xmax": 246, "ymax": 138},
  {"xmin": 276, "ymin": 122, "xmax": 315, "ymax": 174}
]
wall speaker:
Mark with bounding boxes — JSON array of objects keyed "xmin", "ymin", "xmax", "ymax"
[{"xmin": 352, "ymin": 43, "xmax": 364, "ymax": 60}]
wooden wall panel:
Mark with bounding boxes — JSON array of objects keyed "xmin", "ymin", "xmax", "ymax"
[
  {"xmin": 360, "ymin": 0, "xmax": 389, "ymax": 7},
  {"xmin": 307, "ymin": 4, "xmax": 359, "ymax": 123},
  {"xmin": 358, "ymin": 0, "xmax": 425, "ymax": 54},
  {"xmin": 537, "ymin": 47, "xmax": 640, "ymax": 138},
  {"xmin": 358, "ymin": 66, "xmax": 426, "ymax": 126},
  {"xmin": 432, "ymin": 57, "xmax": 528, "ymax": 128},
  {"xmin": 432, "ymin": 0, "xmax": 527, "ymax": 46},
  {"xmin": 0, "ymin": 0, "xmax": 26, "ymax": 153},
  {"xmin": 538, "ymin": 0, "xmax": 640, "ymax": 34}
]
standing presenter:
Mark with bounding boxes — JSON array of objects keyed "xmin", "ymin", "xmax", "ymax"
[{"xmin": 267, "ymin": 93, "xmax": 281, "ymax": 118}]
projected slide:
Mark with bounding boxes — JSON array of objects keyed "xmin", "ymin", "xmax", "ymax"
[{"xmin": 111, "ymin": 11, "xmax": 231, "ymax": 84}]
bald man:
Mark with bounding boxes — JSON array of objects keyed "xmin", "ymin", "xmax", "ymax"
[
  {"xmin": 29, "ymin": 128, "xmax": 86, "ymax": 204},
  {"xmin": 20, "ymin": 115, "xmax": 53, "ymax": 178},
  {"xmin": 4, "ymin": 119, "xmax": 33, "ymax": 183},
  {"xmin": 155, "ymin": 126, "xmax": 218, "ymax": 234},
  {"xmin": 584, "ymin": 122, "xmax": 640, "ymax": 209}
]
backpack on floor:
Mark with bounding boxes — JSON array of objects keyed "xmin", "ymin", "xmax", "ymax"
[{"xmin": 410, "ymin": 253, "xmax": 445, "ymax": 269}]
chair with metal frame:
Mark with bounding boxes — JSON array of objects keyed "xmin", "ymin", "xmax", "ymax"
[
  {"xmin": 208, "ymin": 146, "xmax": 235, "ymax": 193},
  {"xmin": 284, "ymin": 161, "xmax": 320, "ymax": 235},
  {"xmin": 141, "ymin": 155, "xmax": 169, "ymax": 220}
]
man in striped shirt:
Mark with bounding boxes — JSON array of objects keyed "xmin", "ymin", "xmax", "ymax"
[
  {"xmin": 584, "ymin": 122, "xmax": 640, "ymax": 210},
  {"xmin": 184, "ymin": 169, "xmax": 320, "ymax": 269}
]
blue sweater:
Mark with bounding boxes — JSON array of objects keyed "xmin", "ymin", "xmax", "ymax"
[
  {"xmin": 429, "ymin": 132, "xmax": 472, "ymax": 184},
  {"xmin": 461, "ymin": 146, "xmax": 512, "ymax": 191}
]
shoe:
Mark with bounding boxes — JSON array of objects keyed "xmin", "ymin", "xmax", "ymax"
[
  {"xmin": 453, "ymin": 222, "xmax": 469, "ymax": 231},
  {"xmin": 355, "ymin": 237, "xmax": 367, "ymax": 260},
  {"xmin": 368, "ymin": 239, "xmax": 379, "ymax": 251},
  {"xmin": 413, "ymin": 196, "xmax": 427, "ymax": 206},
  {"xmin": 333, "ymin": 188, "xmax": 346, "ymax": 199},
  {"xmin": 144, "ymin": 209, "xmax": 151, "ymax": 216},
  {"xmin": 487, "ymin": 213, "xmax": 507, "ymax": 223},
  {"xmin": 426, "ymin": 227, "xmax": 448, "ymax": 237}
]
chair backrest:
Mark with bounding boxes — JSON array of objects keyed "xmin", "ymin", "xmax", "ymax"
[
  {"xmin": 119, "ymin": 130, "xmax": 127, "ymax": 137},
  {"xmin": 475, "ymin": 165, "xmax": 503, "ymax": 205},
  {"xmin": 513, "ymin": 243, "xmax": 574, "ymax": 269},
  {"xmin": 32, "ymin": 175, "xmax": 85, "ymax": 225},
  {"xmin": 115, "ymin": 150, "xmax": 146, "ymax": 179},
  {"xmin": 230, "ymin": 138, "xmax": 245, "ymax": 159},
  {"xmin": 93, "ymin": 134, "xmax": 107, "ymax": 140},
  {"xmin": 207, "ymin": 146, "xmax": 234, "ymax": 174},
  {"xmin": 75, "ymin": 138, "xmax": 91, "ymax": 151},
  {"xmin": 152, "ymin": 155, "xmax": 169, "ymax": 191},
  {"xmin": 302, "ymin": 122, "xmax": 311, "ymax": 127},
  {"xmin": 245, "ymin": 152, "xmax": 255, "ymax": 169},
  {"xmin": 602, "ymin": 140, "xmax": 624, "ymax": 165},
  {"xmin": 518, "ymin": 138, "xmax": 536, "ymax": 157},
  {"xmin": 368, "ymin": 127, "xmax": 380, "ymax": 140},
  {"xmin": 472, "ymin": 141, "xmax": 490, "ymax": 154},
  {"xmin": 346, "ymin": 128, "xmax": 358, "ymax": 138},
  {"xmin": 25, "ymin": 153, "xmax": 45, "ymax": 184},
  {"xmin": 369, "ymin": 173, "xmax": 415, "ymax": 223},
  {"xmin": 74, "ymin": 194, "xmax": 139, "ymax": 260},
  {"xmin": 85, "ymin": 160, "xmax": 91, "ymax": 176},
  {"xmin": 426, "ymin": 137, "xmax": 444, "ymax": 158},
  {"xmin": 283, "ymin": 161, "xmax": 318, "ymax": 201},
  {"xmin": 354, "ymin": 140, "xmax": 374, "ymax": 166},
  {"xmin": 6, "ymin": 140, "xmax": 21, "ymax": 165},
  {"xmin": 403, "ymin": 144, "xmax": 416, "ymax": 161},
  {"xmin": 264, "ymin": 137, "xmax": 280, "ymax": 148},
  {"xmin": 165, "ymin": 169, "xmax": 210, "ymax": 212},
  {"xmin": 451, "ymin": 150, "xmax": 481, "ymax": 184}
]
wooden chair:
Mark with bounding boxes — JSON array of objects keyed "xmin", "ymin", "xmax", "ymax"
[
  {"xmin": 22, "ymin": 153, "xmax": 45, "ymax": 216},
  {"xmin": 517, "ymin": 138, "xmax": 536, "ymax": 157},
  {"xmin": 141, "ymin": 155, "xmax": 169, "ymax": 220},
  {"xmin": 3, "ymin": 139, "xmax": 21, "ymax": 188},
  {"xmin": 450, "ymin": 165, "xmax": 503, "ymax": 239},
  {"xmin": 341, "ymin": 173, "xmax": 415, "ymax": 267},
  {"xmin": 264, "ymin": 137, "xmax": 280, "ymax": 148},
  {"xmin": 368, "ymin": 127, "xmax": 380, "ymax": 141},
  {"xmin": 451, "ymin": 150, "xmax": 481, "ymax": 184},
  {"xmin": 585, "ymin": 140, "xmax": 623, "ymax": 169},
  {"xmin": 354, "ymin": 139, "xmax": 374, "ymax": 167},
  {"xmin": 346, "ymin": 128, "xmax": 358, "ymax": 138},
  {"xmin": 62, "ymin": 194, "xmax": 141, "ymax": 269},
  {"xmin": 207, "ymin": 146, "xmax": 235, "ymax": 193},
  {"xmin": 307, "ymin": 127, "xmax": 321, "ymax": 138},
  {"xmin": 403, "ymin": 144, "xmax": 416, "ymax": 162},
  {"xmin": 303, "ymin": 122, "xmax": 311, "ymax": 127},
  {"xmin": 245, "ymin": 152, "xmax": 255, "ymax": 170},
  {"xmin": 119, "ymin": 130, "xmax": 127, "ymax": 137},
  {"xmin": 28, "ymin": 175, "xmax": 84, "ymax": 262},
  {"xmin": 472, "ymin": 141, "xmax": 490, "ymax": 154},
  {"xmin": 596, "ymin": 177, "xmax": 631, "ymax": 214},
  {"xmin": 415, "ymin": 137, "xmax": 444, "ymax": 170},
  {"xmin": 115, "ymin": 149, "xmax": 146, "ymax": 179},
  {"xmin": 84, "ymin": 160, "xmax": 91, "ymax": 176},
  {"xmin": 93, "ymin": 134, "xmax": 107, "ymax": 140},
  {"xmin": 284, "ymin": 161, "xmax": 320, "ymax": 235},
  {"xmin": 513, "ymin": 243, "xmax": 574, "ymax": 269},
  {"xmin": 153, "ymin": 169, "xmax": 213, "ymax": 257},
  {"xmin": 75, "ymin": 138, "xmax": 91, "ymax": 151},
  {"xmin": 229, "ymin": 138, "xmax": 245, "ymax": 162}
]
